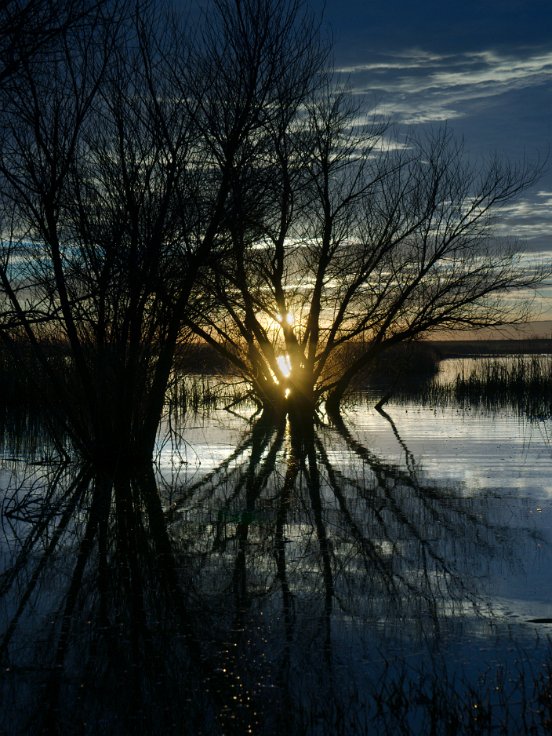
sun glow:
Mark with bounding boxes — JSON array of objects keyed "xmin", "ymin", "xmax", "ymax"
[
  {"xmin": 276, "ymin": 312, "xmax": 295, "ymax": 326},
  {"xmin": 276, "ymin": 354, "xmax": 292, "ymax": 378}
]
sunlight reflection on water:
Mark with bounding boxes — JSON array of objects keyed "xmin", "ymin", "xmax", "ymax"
[
  {"xmin": 349, "ymin": 401, "xmax": 552, "ymax": 494},
  {"xmin": 4, "ymin": 371, "xmax": 552, "ymax": 733},
  {"xmin": 156, "ymin": 393, "xmax": 552, "ymax": 631}
]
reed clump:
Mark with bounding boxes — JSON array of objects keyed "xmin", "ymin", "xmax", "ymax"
[
  {"xmin": 398, "ymin": 354, "xmax": 552, "ymax": 418},
  {"xmin": 166, "ymin": 372, "xmax": 253, "ymax": 417},
  {"xmin": 350, "ymin": 342, "xmax": 441, "ymax": 392},
  {"xmin": 0, "ymin": 342, "xmax": 66, "ymax": 411}
]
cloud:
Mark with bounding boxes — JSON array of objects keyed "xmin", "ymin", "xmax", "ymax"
[
  {"xmin": 335, "ymin": 47, "xmax": 552, "ymax": 126},
  {"xmin": 431, "ymin": 50, "xmax": 552, "ymax": 89},
  {"xmin": 492, "ymin": 196, "xmax": 552, "ymax": 248},
  {"xmin": 334, "ymin": 49, "xmax": 452, "ymax": 74},
  {"xmin": 333, "ymin": 41, "xmax": 552, "ymax": 272},
  {"xmin": 536, "ymin": 191, "xmax": 552, "ymax": 207}
]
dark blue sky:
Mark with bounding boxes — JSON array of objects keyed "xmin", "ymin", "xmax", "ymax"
[
  {"xmin": 315, "ymin": 0, "xmax": 552, "ymax": 323},
  {"xmin": 317, "ymin": 0, "xmax": 552, "ymax": 266},
  {"xmin": 321, "ymin": 0, "xmax": 552, "ymax": 58},
  {"xmin": 181, "ymin": 0, "xmax": 552, "ymax": 317}
]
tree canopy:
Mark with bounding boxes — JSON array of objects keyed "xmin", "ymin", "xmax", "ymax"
[
  {"xmin": 0, "ymin": 0, "xmax": 325, "ymax": 464},
  {"xmin": 0, "ymin": 0, "xmax": 547, "ymax": 462},
  {"xmin": 186, "ymin": 83, "xmax": 546, "ymax": 417}
]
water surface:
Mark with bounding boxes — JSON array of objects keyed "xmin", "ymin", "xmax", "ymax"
[{"xmin": 2, "ymin": 387, "xmax": 552, "ymax": 734}]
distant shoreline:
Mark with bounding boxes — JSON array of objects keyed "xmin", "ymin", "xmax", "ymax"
[{"xmin": 427, "ymin": 339, "xmax": 552, "ymax": 358}]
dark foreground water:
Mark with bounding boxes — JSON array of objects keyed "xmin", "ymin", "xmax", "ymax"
[{"xmin": 2, "ymin": 385, "xmax": 552, "ymax": 734}]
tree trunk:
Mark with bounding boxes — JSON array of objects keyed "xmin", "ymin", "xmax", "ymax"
[{"xmin": 325, "ymin": 386, "xmax": 345, "ymax": 421}]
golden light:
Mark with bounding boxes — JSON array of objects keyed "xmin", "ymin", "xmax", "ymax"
[
  {"xmin": 276, "ymin": 354, "xmax": 292, "ymax": 378},
  {"xmin": 276, "ymin": 312, "xmax": 295, "ymax": 326}
]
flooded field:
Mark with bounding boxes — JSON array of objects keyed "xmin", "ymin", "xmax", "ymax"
[{"xmin": 2, "ymin": 359, "xmax": 552, "ymax": 734}]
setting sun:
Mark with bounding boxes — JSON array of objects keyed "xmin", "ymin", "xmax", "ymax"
[
  {"xmin": 276, "ymin": 354, "xmax": 292, "ymax": 378},
  {"xmin": 276, "ymin": 312, "xmax": 295, "ymax": 326}
]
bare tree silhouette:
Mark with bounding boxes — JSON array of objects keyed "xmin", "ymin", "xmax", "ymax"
[
  {"xmin": 186, "ymin": 80, "xmax": 547, "ymax": 420},
  {"xmin": 0, "ymin": 415, "xmax": 545, "ymax": 734},
  {"xmin": 0, "ymin": 0, "xmax": 324, "ymax": 467},
  {"xmin": 0, "ymin": 0, "xmax": 113, "ymax": 87}
]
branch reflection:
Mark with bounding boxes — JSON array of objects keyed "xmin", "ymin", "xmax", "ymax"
[{"xmin": 0, "ymin": 412, "xmax": 541, "ymax": 734}]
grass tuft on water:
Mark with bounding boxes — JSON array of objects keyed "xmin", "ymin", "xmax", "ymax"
[{"xmin": 390, "ymin": 355, "xmax": 552, "ymax": 419}]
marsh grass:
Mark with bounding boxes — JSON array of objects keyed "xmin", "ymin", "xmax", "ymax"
[
  {"xmin": 0, "ymin": 346, "xmax": 48, "ymax": 410},
  {"xmin": 392, "ymin": 355, "xmax": 552, "ymax": 419},
  {"xmin": 166, "ymin": 372, "xmax": 254, "ymax": 417},
  {"xmin": 0, "ymin": 406, "xmax": 59, "ymax": 462},
  {"xmin": 0, "ymin": 343, "xmax": 249, "ymax": 417}
]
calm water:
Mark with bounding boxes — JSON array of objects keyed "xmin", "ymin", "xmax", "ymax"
[{"xmin": 2, "ymin": 367, "xmax": 552, "ymax": 734}]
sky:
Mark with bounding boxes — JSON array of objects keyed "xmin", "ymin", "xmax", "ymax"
[
  {"xmin": 181, "ymin": 0, "xmax": 552, "ymax": 325},
  {"xmin": 316, "ymin": 0, "xmax": 552, "ymax": 324}
]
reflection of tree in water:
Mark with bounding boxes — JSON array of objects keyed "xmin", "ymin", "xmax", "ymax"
[
  {"xmin": 0, "ymin": 414, "xmax": 544, "ymax": 734},
  {"xmin": 1, "ymin": 464, "xmax": 237, "ymax": 734},
  {"xmin": 174, "ymin": 412, "xmax": 511, "ymax": 620},
  {"xmin": 166, "ymin": 413, "xmax": 530, "ymax": 731}
]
